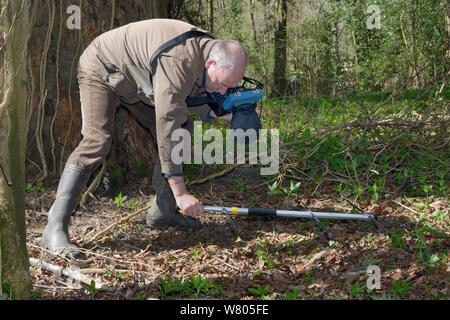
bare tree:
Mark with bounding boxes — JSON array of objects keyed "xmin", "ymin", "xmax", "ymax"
[
  {"xmin": 0, "ymin": 0, "xmax": 33, "ymax": 300},
  {"xmin": 209, "ymin": 0, "xmax": 214, "ymax": 32},
  {"xmin": 149, "ymin": 0, "xmax": 168, "ymax": 19},
  {"xmin": 273, "ymin": 0, "xmax": 287, "ymax": 97},
  {"xmin": 446, "ymin": 0, "xmax": 450, "ymax": 66}
]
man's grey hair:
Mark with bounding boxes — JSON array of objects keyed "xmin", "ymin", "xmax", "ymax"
[{"xmin": 209, "ymin": 40, "xmax": 248, "ymax": 70}]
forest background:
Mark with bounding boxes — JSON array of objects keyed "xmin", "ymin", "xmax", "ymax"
[{"xmin": 0, "ymin": 0, "xmax": 448, "ymax": 300}]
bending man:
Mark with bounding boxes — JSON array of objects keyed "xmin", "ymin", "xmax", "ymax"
[{"xmin": 42, "ymin": 19, "xmax": 248, "ymax": 257}]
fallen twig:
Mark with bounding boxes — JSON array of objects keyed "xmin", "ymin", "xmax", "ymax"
[
  {"xmin": 81, "ymin": 159, "xmax": 107, "ymax": 205},
  {"xmin": 303, "ymin": 248, "xmax": 334, "ymax": 269},
  {"xmin": 393, "ymin": 200, "xmax": 419, "ymax": 215},
  {"xmin": 29, "ymin": 258, "xmax": 113, "ymax": 291},
  {"xmin": 186, "ymin": 164, "xmax": 239, "ymax": 186},
  {"xmin": 86, "ymin": 201, "xmax": 153, "ymax": 243}
]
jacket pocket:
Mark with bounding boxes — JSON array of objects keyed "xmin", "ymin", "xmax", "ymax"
[
  {"xmin": 104, "ymin": 72, "xmax": 140, "ymax": 104},
  {"xmin": 137, "ymin": 87, "xmax": 155, "ymax": 106}
]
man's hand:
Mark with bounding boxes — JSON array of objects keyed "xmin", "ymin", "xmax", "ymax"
[
  {"xmin": 167, "ymin": 176, "xmax": 203, "ymax": 217},
  {"xmin": 210, "ymin": 110, "xmax": 233, "ymax": 121},
  {"xmin": 174, "ymin": 193, "xmax": 203, "ymax": 217}
]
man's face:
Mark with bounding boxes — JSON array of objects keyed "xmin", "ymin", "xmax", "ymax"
[{"xmin": 204, "ymin": 58, "xmax": 245, "ymax": 94}]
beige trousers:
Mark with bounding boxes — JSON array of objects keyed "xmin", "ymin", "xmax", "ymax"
[{"xmin": 66, "ymin": 43, "xmax": 158, "ymax": 172}]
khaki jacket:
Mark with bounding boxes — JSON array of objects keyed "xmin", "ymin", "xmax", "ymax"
[{"xmin": 85, "ymin": 19, "xmax": 217, "ymax": 174}]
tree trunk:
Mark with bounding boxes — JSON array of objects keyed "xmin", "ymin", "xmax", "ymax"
[
  {"xmin": 445, "ymin": 0, "xmax": 450, "ymax": 67},
  {"xmin": 209, "ymin": 0, "xmax": 214, "ymax": 32},
  {"xmin": 0, "ymin": 0, "xmax": 33, "ymax": 300},
  {"xmin": 273, "ymin": 0, "xmax": 287, "ymax": 97},
  {"xmin": 25, "ymin": 2, "xmax": 173, "ymax": 198},
  {"xmin": 250, "ymin": 0, "xmax": 259, "ymax": 50},
  {"xmin": 411, "ymin": 0, "xmax": 420, "ymax": 87},
  {"xmin": 150, "ymin": 0, "xmax": 168, "ymax": 19}
]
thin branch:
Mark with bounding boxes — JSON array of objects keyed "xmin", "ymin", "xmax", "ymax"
[
  {"xmin": 86, "ymin": 201, "xmax": 153, "ymax": 244},
  {"xmin": 50, "ymin": 0, "xmax": 64, "ymax": 176},
  {"xmin": 59, "ymin": 0, "xmax": 83, "ymax": 175},
  {"xmin": 186, "ymin": 164, "xmax": 240, "ymax": 186},
  {"xmin": 109, "ymin": 0, "xmax": 115, "ymax": 30},
  {"xmin": 29, "ymin": 258, "xmax": 114, "ymax": 291},
  {"xmin": 80, "ymin": 159, "xmax": 107, "ymax": 205},
  {"xmin": 34, "ymin": 0, "xmax": 55, "ymax": 182}
]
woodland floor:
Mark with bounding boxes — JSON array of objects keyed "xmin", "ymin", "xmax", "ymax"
[{"xmin": 25, "ymin": 166, "xmax": 449, "ymax": 300}]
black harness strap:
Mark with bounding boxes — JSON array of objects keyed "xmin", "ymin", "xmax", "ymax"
[
  {"xmin": 149, "ymin": 29, "xmax": 214, "ymax": 80},
  {"xmin": 185, "ymin": 95, "xmax": 213, "ymax": 106}
]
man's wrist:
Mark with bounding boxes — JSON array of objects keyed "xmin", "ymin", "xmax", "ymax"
[{"xmin": 167, "ymin": 175, "xmax": 188, "ymax": 198}]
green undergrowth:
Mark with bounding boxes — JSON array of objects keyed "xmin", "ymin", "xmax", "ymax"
[
  {"xmin": 157, "ymin": 274, "xmax": 225, "ymax": 300},
  {"xmin": 261, "ymin": 88, "xmax": 449, "ymax": 199},
  {"xmin": 187, "ymin": 87, "xmax": 448, "ymax": 200}
]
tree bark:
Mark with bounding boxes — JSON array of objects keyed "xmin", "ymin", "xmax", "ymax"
[
  {"xmin": 209, "ymin": 0, "xmax": 214, "ymax": 32},
  {"xmin": 273, "ymin": 0, "xmax": 287, "ymax": 97},
  {"xmin": 150, "ymin": 0, "xmax": 168, "ymax": 19},
  {"xmin": 445, "ymin": 0, "xmax": 450, "ymax": 66},
  {"xmin": 250, "ymin": 0, "xmax": 259, "ymax": 50},
  {"xmin": 0, "ymin": 0, "xmax": 33, "ymax": 300},
  {"xmin": 411, "ymin": 0, "xmax": 420, "ymax": 87}
]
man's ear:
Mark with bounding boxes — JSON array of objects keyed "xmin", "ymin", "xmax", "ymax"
[{"xmin": 205, "ymin": 57, "xmax": 216, "ymax": 69}]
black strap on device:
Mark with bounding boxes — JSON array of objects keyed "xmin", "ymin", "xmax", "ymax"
[{"xmin": 149, "ymin": 29, "xmax": 215, "ymax": 81}]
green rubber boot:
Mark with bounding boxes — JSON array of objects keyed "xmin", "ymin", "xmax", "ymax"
[
  {"xmin": 146, "ymin": 157, "xmax": 202, "ymax": 231},
  {"xmin": 42, "ymin": 164, "xmax": 91, "ymax": 258}
]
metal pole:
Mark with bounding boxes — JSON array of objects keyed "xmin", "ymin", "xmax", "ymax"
[
  {"xmin": 203, "ymin": 204, "xmax": 391, "ymax": 239},
  {"xmin": 203, "ymin": 206, "xmax": 375, "ymax": 221}
]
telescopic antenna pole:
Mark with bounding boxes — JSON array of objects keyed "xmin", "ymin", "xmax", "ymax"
[{"xmin": 203, "ymin": 205, "xmax": 390, "ymax": 239}]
